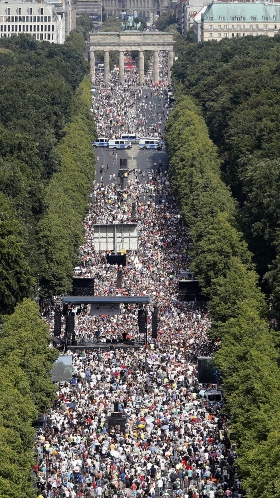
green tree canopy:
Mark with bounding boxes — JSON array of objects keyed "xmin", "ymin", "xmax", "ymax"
[
  {"xmin": 0, "ymin": 299, "xmax": 58, "ymax": 412},
  {"xmin": 0, "ymin": 193, "xmax": 34, "ymax": 315}
]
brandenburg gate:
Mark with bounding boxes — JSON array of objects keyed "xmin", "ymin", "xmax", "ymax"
[{"xmin": 89, "ymin": 32, "xmax": 174, "ymax": 85}]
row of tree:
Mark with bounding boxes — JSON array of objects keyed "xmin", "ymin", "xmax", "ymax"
[
  {"xmin": 0, "ymin": 33, "xmax": 97, "ymax": 494},
  {"xmin": 0, "ymin": 298, "xmax": 59, "ymax": 497},
  {"xmin": 0, "ymin": 34, "xmax": 95, "ymax": 313},
  {"xmin": 171, "ymin": 36, "xmax": 280, "ymax": 318},
  {"xmin": 165, "ymin": 96, "xmax": 280, "ymax": 497},
  {"xmin": 38, "ymin": 76, "xmax": 96, "ymax": 296}
]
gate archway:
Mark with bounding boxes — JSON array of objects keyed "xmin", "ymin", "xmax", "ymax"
[{"xmin": 89, "ymin": 31, "xmax": 174, "ymax": 85}]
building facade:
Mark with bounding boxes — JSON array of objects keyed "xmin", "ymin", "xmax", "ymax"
[
  {"xmin": 179, "ymin": 0, "xmax": 206, "ymax": 35},
  {"xmin": 101, "ymin": 0, "xmax": 172, "ymax": 25},
  {"xmin": 0, "ymin": 0, "xmax": 76, "ymax": 42},
  {"xmin": 47, "ymin": 0, "xmax": 76, "ymax": 37},
  {"xmin": 192, "ymin": 4, "xmax": 207, "ymax": 40},
  {"xmin": 74, "ymin": 0, "xmax": 102, "ymax": 26},
  {"xmin": 194, "ymin": 2, "xmax": 280, "ymax": 42}
]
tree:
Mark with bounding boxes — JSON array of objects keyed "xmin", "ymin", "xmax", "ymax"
[
  {"xmin": 155, "ymin": 12, "xmax": 177, "ymax": 31},
  {"xmin": 0, "ymin": 426, "xmax": 36, "ymax": 498},
  {"xmin": 170, "ymin": 36, "xmax": 280, "ymax": 317},
  {"xmin": 165, "ymin": 91, "xmax": 280, "ymax": 496},
  {"xmin": 0, "ymin": 193, "xmax": 34, "ymax": 315},
  {"xmin": 0, "ymin": 299, "xmax": 58, "ymax": 412},
  {"xmin": 0, "ymin": 363, "xmax": 37, "ymax": 449},
  {"xmin": 100, "ymin": 15, "xmax": 122, "ymax": 32},
  {"xmin": 38, "ymin": 77, "xmax": 96, "ymax": 297},
  {"xmin": 74, "ymin": 14, "xmax": 94, "ymax": 42},
  {"xmin": 209, "ymin": 257, "xmax": 265, "ymax": 332}
]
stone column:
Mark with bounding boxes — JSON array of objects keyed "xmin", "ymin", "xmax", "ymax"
[
  {"xmin": 153, "ymin": 50, "xmax": 159, "ymax": 84},
  {"xmin": 119, "ymin": 50, "xmax": 125, "ymax": 85},
  {"xmin": 90, "ymin": 49, "xmax": 95, "ymax": 83},
  {"xmin": 139, "ymin": 50, "xmax": 144, "ymax": 86},
  {"xmin": 104, "ymin": 50, "xmax": 110, "ymax": 83},
  {"xmin": 168, "ymin": 49, "xmax": 174, "ymax": 84}
]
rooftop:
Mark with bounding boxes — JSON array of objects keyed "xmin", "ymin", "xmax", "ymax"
[
  {"xmin": 202, "ymin": 2, "xmax": 280, "ymax": 21},
  {"xmin": 194, "ymin": 5, "xmax": 208, "ymax": 21}
]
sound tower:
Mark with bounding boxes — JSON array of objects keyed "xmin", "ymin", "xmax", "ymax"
[
  {"xmin": 62, "ymin": 304, "xmax": 69, "ymax": 316},
  {"xmin": 107, "ymin": 412, "xmax": 127, "ymax": 433},
  {"xmin": 117, "ymin": 268, "xmax": 123, "ymax": 288},
  {"xmin": 106, "ymin": 253, "xmax": 126, "ymax": 267},
  {"xmin": 152, "ymin": 307, "xmax": 158, "ymax": 339},
  {"xmin": 138, "ymin": 309, "xmax": 146, "ymax": 334},
  {"xmin": 178, "ymin": 280, "xmax": 207, "ymax": 302},
  {"xmin": 66, "ymin": 313, "xmax": 75, "ymax": 339},
  {"xmin": 54, "ymin": 310, "xmax": 62, "ymax": 337},
  {"xmin": 72, "ymin": 278, "xmax": 94, "ymax": 296},
  {"xmin": 197, "ymin": 357, "xmax": 217, "ymax": 384}
]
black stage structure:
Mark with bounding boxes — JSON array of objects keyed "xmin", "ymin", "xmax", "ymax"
[{"xmin": 60, "ymin": 296, "xmax": 150, "ymax": 351}]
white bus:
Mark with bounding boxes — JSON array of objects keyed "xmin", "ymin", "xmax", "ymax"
[
  {"xmin": 121, "ymin": 134, "xmax": 139, "ymax": 143},
  {"xmin": 92, "ymin": 138, "xmax": 109, "ymax": 148},
  {"xmin": 108, "ymin": 139, "xmax": 132, "ymax": 150},
  {"xmin": 138, "ymin": 138, "xmax": 163, "ymax": 150}
]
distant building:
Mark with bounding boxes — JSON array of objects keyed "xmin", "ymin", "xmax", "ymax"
[
  {"xmin": 179, "ymin": 0, "xmax": 206, "ymax": 35},
  {"xmin": 193, "ymin": 4, "xmax": 207, "ymax": 40},
  {"xmin": 102, "ymin": 0, "xmax": 172, "ymax": 25},
  {"xmin": 0, "ymin": 0, "xmax": 71, "ymax": 42},
  {"xmin": 194, "ymin": 2, "xmax": 280, "ymax": 42},
  {"xmin": 74, "ymin": 0, "xmax": 102, "ymax": 26},
  {"xmin": 46, "ymin": 0, "xmax": 76, "ymax": 37}
]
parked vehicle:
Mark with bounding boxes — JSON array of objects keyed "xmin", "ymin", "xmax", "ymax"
[
  {"xmin": 92, "ymin": 138, "xmax": 109, "ymax": 148},
  {"xmin": 138, "ymin": 137, "xmax": 163, "ymax": 150},
  {"xmin": 108, "ymin": 139, "xmax": 132, "ymax": 149},
  {"xmin": 121, "ymin": 134, "xmax": 139, "ymax": 143},
  {"xmin": 203, "ymin": 389, "xmax": 224, "ymax": 404}
]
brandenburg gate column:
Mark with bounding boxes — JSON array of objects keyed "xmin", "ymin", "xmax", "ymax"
[
  {"xmin": 153, "ymin": 50, "xmax": 159, "ymax": 84},
  {"xmin": 90, "ymin": 49, "xmax": 95, "ymax": 83},
  {"xmin": 104, "ymin": 50, "xmax": 110, "ymax": 83},
  {"xmin": 119, "ymin": 50, "xmax": 125, "ymax": 85},
  {"xmin": 139, "ymin": 50, "xmax": 144, "ymax": 86},
  {"xmin": 168, "ymin": 49, "xmax": 174, "ymax": 84}
]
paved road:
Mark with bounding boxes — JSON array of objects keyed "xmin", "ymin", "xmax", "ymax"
[
  {"xmin": 92, "ymin": 87, "xmax": 171, "ymax": 193},
  {"xmin": 92, "ymin": 83, "xmax": 172, "ymax": 191},
  {"xmin": 95, "ymin": 146, "xmax": 168, "ymax": 188},
  {"xmin": 92, "ymin": 87, "xmax": 170, "ymax": 139}
]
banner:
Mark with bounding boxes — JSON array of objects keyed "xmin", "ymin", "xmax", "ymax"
[{"xmin": 91, "ymin": 303, "xmax": 120, "ymax": 316}]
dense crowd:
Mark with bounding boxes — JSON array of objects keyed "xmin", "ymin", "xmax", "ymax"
[
  {"xmin": 35, "ymin": 53, "xmax": 241, "ymax": 498},
  {"xmin": 91, "ymin": 54, "xmax": 170, "ymax": 139}
]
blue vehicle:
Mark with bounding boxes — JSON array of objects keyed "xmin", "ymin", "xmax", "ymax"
[
  {"xmin": 138, "ymin": 138, "xmax": 163, "ymax": 150},
  {"xmin": 92, "ymin": 138, "xmax": 109, "ymax": 148}
]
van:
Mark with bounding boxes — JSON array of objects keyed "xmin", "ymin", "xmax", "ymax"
[
  {"xmin": 92, "ymin": 138, "xmax": 109, "ymax": 148},
  {"xmin": 121, "ymin": 134, "xmax": 139, "ymax": 143},
  {"xmin": 108, "ymin": 139, "xmax": 132, "ymax": 150},
  {"xmin": 204, "ymin": 389, "xmax": 223, "ymax": 404},
  {"xmin": 138, "ymin": 138, "xmax": 163, "ymax": 150}
]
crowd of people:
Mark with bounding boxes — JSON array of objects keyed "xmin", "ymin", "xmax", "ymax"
[
  {"xmin": 35, "ymin": 52, "xmax": 242, "ymax": 498},
  {"xmin": 91, "ymin": 54, "xmax": 171, "ymax": 139}
]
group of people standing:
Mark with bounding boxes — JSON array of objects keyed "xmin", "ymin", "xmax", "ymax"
[
  {"xmin": 91, "ymin": 54, "xmax": 170, "ymax": 139},
  {"xmin": 35, "ymin": 52, "xmax": 242, "ymax": 498}
]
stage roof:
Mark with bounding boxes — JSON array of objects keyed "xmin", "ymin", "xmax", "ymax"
[{"xmin": 62, "ymin": 296, "xmax": 150, "ymax": 305}]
